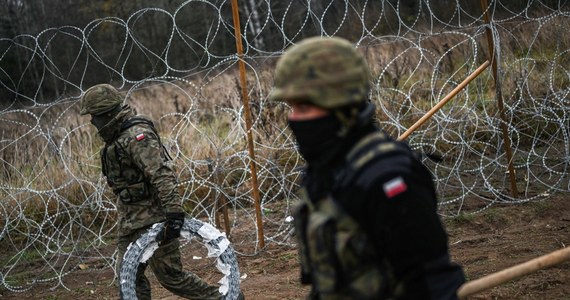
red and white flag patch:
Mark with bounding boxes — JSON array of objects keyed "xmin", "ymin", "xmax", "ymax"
[
  {"xmin": 135, "ymin": 133, "xmax": 145, "ymax": 141},
  {"xmin": 383, "ymin": 176, "xmax": 407, "ymax": 198}
]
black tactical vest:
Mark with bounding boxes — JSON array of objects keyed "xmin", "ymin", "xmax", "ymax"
[{"xmin": 293, "ymin": 131, "xmax": 414, "ymax": 299}]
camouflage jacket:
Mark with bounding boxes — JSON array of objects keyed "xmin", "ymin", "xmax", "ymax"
[
  {"xmin": 100, "ymin": 106, "xmax": 183, "ymax": 236},
  {"xmin": 294, "ymin": 129, "xmax": 465, "ymax": 299}
]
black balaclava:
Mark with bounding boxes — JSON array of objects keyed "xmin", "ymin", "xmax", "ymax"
[
  {"xmin": 91, "ymin": 105, "xmax": 120, "ymax": 130},
  {"xmin": 288, "ymin": 101, "xmax": 375, "ymax": 167},
  {"xmin": 91, "ymin": 104, "xmax": 130, "ymax": 143},
  {"xmin": 287, "ymin": 113, "xmax": 343, "ymax": 164},
  {"xmin": 288, "ymin": 102, "xmax": 376, "ymax": 201}
]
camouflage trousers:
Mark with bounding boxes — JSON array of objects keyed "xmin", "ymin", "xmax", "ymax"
[{"xmin": 118, "ymin": 227, "xmax": 222, "ymax": 300}]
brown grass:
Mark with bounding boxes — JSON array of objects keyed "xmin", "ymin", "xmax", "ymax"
[{"xmin": 1, "ymin": 13, "xmax": 569, "ymax": 240}]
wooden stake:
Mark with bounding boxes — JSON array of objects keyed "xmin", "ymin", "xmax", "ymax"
[
  {"xmin": 397, "ymin": 61, "xmax": 490, "ymax": 141},
  {"xmin": 480, "ymin": 0, "xmax": 519, "ymax": 198},
  {"xmin": 230, "ymin": 0, "xmax": 265, "ymax": 248},
  {"xmin": 208, "ymin": 159, "xmax": 231, "ymax": 237},
  {"xmin": 458, "ymin": 247, "xmax": 570, "ymax": 299}
]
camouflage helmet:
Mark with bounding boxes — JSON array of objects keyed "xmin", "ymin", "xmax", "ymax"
[
  {"xmin": 269, "ymin": 36, "xmax": 370, "ymax": 109},
  {"xmin": 79, "ymin": 84, "xmax": 123, "ymax": 115}
]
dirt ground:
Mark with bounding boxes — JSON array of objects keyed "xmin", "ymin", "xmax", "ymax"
[{"xmin": 1, "ymin": 193, "xmax": 569, "ymax": 300}]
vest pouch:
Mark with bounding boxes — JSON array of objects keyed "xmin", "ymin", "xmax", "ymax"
[
  {"xmin": 307, "ymin": 212, "xmax": 342, "ymax": 294},
  {"xmin": 118, "ymin": 181, "xmax": 149, "ymax": 204},
  {"xmin": 293, "ymin": 202, "xmax": 313, "ymax": 284},
  {"xmin": 308, "ymin": 198, "xmax": 384, "ymax": 298}
]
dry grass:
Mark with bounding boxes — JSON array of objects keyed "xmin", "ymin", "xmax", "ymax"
[{"xmin": 1, "ymin": 14, "xmax": 569, "ymax": 238}]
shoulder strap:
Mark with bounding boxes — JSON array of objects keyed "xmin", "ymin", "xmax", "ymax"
[
  {"xmin": 120, "ymin": 116, "xmax": 156, "ymax": 133},
  {"xmin": 100, "ymin": 147, "xmax": 108, "ymax": 177},
  {"xmin": 119, "ymin": 116, "xmax": 172, "ymax": 161},
  {"xmin": 334, "ymin": 131, "xmax": 412, "ymax": 190}
]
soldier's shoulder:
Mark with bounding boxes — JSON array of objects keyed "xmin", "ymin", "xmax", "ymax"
[
  {"xmin": 341, "ymin": 131, "xmax": 415, "ymax": 188},
  {"xmin": 117, "ymin": 116, "xmax": 159, "ymax": 143},
  {"xmin": 347, "ymin": 131, "xmax": 413, "ymax": 167}
]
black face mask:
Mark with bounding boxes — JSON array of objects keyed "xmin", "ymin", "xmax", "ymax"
[
  {"xmin": 90, "ymin": 114, "xmax": 113, "ymax": 131},
  {"xmin": 90, "ymin": 105, "xmax": 122, "ymax": 131},
  {"xmin": 90, "ymin": 105, "xmax": 123, "ymax": 143},
  {"xmin": 288, "ymin": 114, "xmax": 344, "ymax": 165}
]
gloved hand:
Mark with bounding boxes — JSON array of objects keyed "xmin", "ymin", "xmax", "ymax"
[{"xmin": 157, "ymin": 212, "xmax": 185, "ymax": 243}]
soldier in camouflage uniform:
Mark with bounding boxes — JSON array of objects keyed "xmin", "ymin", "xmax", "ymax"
[
  {"xmin": 269, "ymin": 37, "xmax": 466, "ymax": 299},
  {"xmin": 80, "ymin": 84, "xmax": 225, "ymax": 300}
]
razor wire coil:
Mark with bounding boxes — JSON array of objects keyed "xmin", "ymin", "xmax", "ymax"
[
  {"xmin": 0, "ymin": 0, "xmax": 569, "ymax": 294},
  {"xmin": 119, "ymin": 218, "xmax": 241, "ymax": 300}
]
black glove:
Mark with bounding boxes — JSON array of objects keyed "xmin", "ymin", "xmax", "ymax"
[{"xmin": 158, "ymin": 212, "xmax": 185, "ymax": 243}]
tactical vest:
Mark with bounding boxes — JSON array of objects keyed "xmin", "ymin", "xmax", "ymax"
[
  {"xmin": 293, "ymin": 131, "xmax": 414, "ymax": 299},
  {"xmin": 101, "ymin": 116, "xmax": 171, "ymax": 203}
]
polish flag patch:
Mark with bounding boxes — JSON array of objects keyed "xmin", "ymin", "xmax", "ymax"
[
  {"xmin": 135, "ymin": 133, "xmax": 145, "ymax": 141},
  {"xmin": 383, "ymin": 176, "xmax": 407, "ymax": 198}
]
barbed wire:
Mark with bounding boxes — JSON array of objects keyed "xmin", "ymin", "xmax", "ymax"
[
  {"xmin": 119, "ymin": 219, "xmax": 241, "ymax": 300},
  {"xmin": 0, "ymin": 0, "xmax": 568, "ymax": 293}
]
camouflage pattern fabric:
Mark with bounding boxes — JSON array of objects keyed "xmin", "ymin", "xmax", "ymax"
[
  {"xmin": 269, "ymin": 37, "xmax": 370, "ymax": 108},
  {"xmin": 118, "ymin": 227, "xmax": 222, "ymax": 300},
  {"xmin": 277, "ymin": 36, "xmax": 464, "ymax": 300},
  {"xmin": 100, "ymin": 106, "xmax": 183, "ymax": 236},
  {"xmin": 80, "ymin": 83, "xmax": 124, "ymax": 115},
  {"xmin": 294, "ymin": 130, "xmax": 465, "ymax": 299},
  {"xmin": 293, "ymin": 193, "xmax": 393, "ymax": 300},
  {"xmin": 293, "ymin": 133, "xmax": 402, "ymax": 299},
  {"xmin": 89, "ymin": 96, "xmax": 224, "ymax": 299}
]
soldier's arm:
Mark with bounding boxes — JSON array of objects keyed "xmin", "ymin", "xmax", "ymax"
[
  {"xmin": 127, "ymin": 126, "xmax": 183, "ymax": 214},
  {"xmin": 344, "ymin": 153, "xmax": 455, "ymax": 297},
  {"xmin": 369, "ymin": 172, "xmax": 463, "ymax": 298}
]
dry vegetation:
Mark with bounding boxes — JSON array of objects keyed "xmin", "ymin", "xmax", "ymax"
[
  {"xmin": 1, "ymin": 21, "xmax": 566, "ymax": 226},
  {"xmin": 1, "ymin": 19, "xmax": 567, "ymax": 232},
  {"xmin": 1, "ymin": 12, "xmax": 569, "ymax": 298}
]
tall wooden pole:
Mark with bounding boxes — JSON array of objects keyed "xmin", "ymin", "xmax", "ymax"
[
  {"xmin": 480, "ymin": 0, "xmax": 519, "ymax": 198},
  {"xmin": 230, "ymin": 0, "xmax": 265, "ymax": 248}
]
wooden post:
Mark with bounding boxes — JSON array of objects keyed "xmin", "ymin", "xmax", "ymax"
[
  {"xmin": 207, "ymin": 160, "xmax": 221, "ymax": 229},
  {"xmin": 208, "ymin": 158, "xmax": 231, "ymax": 236},
  {"xmin": 397, "ymin": 61, "xmax": 491, "ymax": 141},
  {"xmin": 480, "ymin": 0, "xmax": 519, "ymax": 198},
  {"xmin": 458, "ymin": 247, "xmax": 570, "ymax": 299},
  {"xmin": 218, "ymin": 192, "xmax": 231, "ymax": 238},
  {"xmin": 230, "ymin": 0, "xmax": 265, "ymax": 249}
]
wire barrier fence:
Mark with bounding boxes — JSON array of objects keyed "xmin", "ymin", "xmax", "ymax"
[{"xmin": 0, "ymin": 0, "xmax": 568, "ymax": 293}]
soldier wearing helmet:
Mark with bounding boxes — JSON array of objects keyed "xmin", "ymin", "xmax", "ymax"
[
  {"xmin": 80, "ymin": 84, "xmax": 228, "ymax": 300},
  {"xmin": 270, "ymin": 37, "xmax": 465, "ymax": 299}
]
